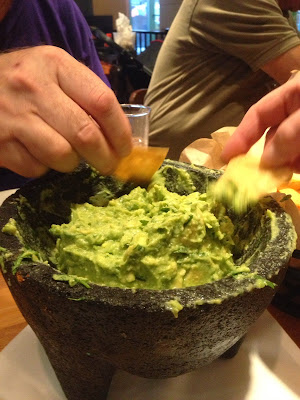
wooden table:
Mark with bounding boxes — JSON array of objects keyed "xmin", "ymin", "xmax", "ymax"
[
  {"xmin": 0, "ymin": 272, "xmax": 299, "ymax": 351},
  {"xmin": 0, "ymin": 274, "xmax": 27, "ymax": 351}
]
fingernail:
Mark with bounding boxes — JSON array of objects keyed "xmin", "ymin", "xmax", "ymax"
[{"xmin": 289, "ymin": 70, "xmax": 300, "ymax": 80}]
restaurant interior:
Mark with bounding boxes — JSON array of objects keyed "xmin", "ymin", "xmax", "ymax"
[{"xmin": 73, "ymin": 0, "xmax": 182, "ymax": 103}]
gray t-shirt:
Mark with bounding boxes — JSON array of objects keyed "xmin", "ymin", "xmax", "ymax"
[{"xmin": 145, "ymin": 0, "xmax": 300, "ymax": 160}]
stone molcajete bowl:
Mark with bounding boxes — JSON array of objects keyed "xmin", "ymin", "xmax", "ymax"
[{"xmin": 0, "ymin": 160, "xmax": 296, "ymax": 400}]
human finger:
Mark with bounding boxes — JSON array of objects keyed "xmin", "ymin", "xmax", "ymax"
[
  {"xmin": 55, "ymin": 52, "xmax": 133, "ymax": 158},
  {"xmin": 260, "ymin": 108, "xmax": 300, "ymax": 169},
  {"xmin": 0, "ymin": 139, "xmax": 49, "ymax": 177},
  {"xmin": 221, "ymin": 78, "xmax": 300, "ymax": 163},
  {"xmin": 35, "ymin": 86, "xmax": 120, "ymax": 175},
  {"xmin": 1, "ymin": 47, "xmax": 132, "ymax": 175},
  {"xmin": 12, "ymin": 112, "xmax": 81, "ymax": 173},
  {"xmin": 290, "ymin": 155, "xmax": 300, "ymax": 173}
]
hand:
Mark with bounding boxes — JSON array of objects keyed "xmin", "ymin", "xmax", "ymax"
[
  {"xmin": 0, "ymin": 46, "xmax": 132, "ymax": 178},
  {"xmin": 222, "ymin": 71, "xmax": 300, "ymax": 172}
]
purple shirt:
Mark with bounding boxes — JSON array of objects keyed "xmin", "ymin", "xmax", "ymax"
[
  {"xmin": 0, "ymin": 0, "xmax": 110, "ymax": 190},
  {"xmin": 0, "ymin": 0, "xmax": 109, "ymax": 85}
]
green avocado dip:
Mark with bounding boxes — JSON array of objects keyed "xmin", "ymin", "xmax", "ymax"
[{"xmin": 49, "ymin": 167, "xmax": 250, "ymax": 290}]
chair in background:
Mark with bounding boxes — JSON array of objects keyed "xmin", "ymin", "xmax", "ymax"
[
  {"xmin": 129, "ymin": 88, "xmax": 147, "ymax": 104},
  {"xmin": 136, "ymin": 39, "xmax": 163, "ymax": 73}
]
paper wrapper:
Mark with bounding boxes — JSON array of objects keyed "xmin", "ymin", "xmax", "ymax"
[
  {"xmin": 114, "ymin": 12, "xmax": 136, "ymax": 51},
  {"xmin": 179, "ymin": 127, "xmax": 300, "ymax": 264},
  {"xmin": 179, "ymin": 127, "xmax": 236, "ymax": 170}
]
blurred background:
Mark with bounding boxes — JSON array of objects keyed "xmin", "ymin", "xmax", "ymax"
[
  {"xmin": 74, "ymin": 2, "xmax": 300, "ymax": 107},
  {"xmin": 73, "ymin": 0, "xmax": 182, "ymax": 102},
  {"xmin": 74, "ymin": 0, "xmax": 180, "ymax": 35}
]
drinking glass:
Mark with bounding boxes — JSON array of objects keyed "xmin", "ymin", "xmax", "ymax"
[{"xmin": 121, "ymin": 104, "xmax": 150, "ymax": 146}]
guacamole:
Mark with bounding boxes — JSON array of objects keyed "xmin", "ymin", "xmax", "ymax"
[{"xmin": 50, "ymin": 168, "xmax": 250, "ymax": 290}]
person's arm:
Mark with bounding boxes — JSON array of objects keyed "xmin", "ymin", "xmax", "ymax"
[
  {"xmin": 261, "ymin": 44, "xmax": 300, "ymax": 84},
  {"xmin": 221, "ymin": 71, "xmax": 300, "ymax": 172},
  {"xmin": 195, "ymin": 0, "xmax": 300, "ymax": 83},
  {"xmin": 0, "ymin": 46, "xmax": 132, "ymax": 178}
]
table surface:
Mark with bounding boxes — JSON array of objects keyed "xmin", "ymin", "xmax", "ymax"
[{"xmin": 0, "ymin": 272, "xmax": 299, "ymax": 352}]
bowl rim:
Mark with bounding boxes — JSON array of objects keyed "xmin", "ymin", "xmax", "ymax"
[{"xmin": 0, "ymin": 161, "xmax": 295, "ymax": 309}]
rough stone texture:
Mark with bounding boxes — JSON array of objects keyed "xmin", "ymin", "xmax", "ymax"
[{"xmin": 0, "ymin": 161, "xmax": 295, "ymax": 400}]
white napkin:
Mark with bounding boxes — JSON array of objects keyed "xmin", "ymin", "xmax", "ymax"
[{"xmin": 0, "ymin": 311, "xmax": 299, "ymax": 400}]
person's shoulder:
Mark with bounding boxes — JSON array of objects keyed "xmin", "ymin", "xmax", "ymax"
[
  {"xmin": 49, "ymin": 0, "xmax": 87, "ymax": 25},
  {"xmin": 45, "ymin": 0, "xmax": 81, "ymax": 15},
  {"xmin": 25, "ymin": 0, "xmax": 80, "ymax": 14},
  {"xmin": 196, "ymin": 0, "xmax": 281, "ymax": 13}
]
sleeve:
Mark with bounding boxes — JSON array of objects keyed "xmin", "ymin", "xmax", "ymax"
[{"xmin": 191, "ymin": 0, "xmax": 300, "ymax": 71}]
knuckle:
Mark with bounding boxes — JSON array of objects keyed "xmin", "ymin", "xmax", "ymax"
[
  {"xmin": 38, "ymin": 45, "xmax": 67, "ymax": 64},
  {"xmin": 90, "ymin": 87, "xmax": 116, "ymax": 116},
  {"xmin": 74, "ymin": 119, "xmax": 101, "ymax": 148},
  {"xmin": 7, "ymin": 67, "xmax": 38, "ymax": 93}
]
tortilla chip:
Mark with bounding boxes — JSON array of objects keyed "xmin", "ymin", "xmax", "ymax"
[
  {"xmin": 114, "ymin": 146, "xmax": 169, "ymax": 184},
  {"xmin": 278, "ymin": 173, "xmax": 300, "ymax": 192},
  {"xmin": 211, "ymin": 153, "xmax": 292, "ymax": 213}
]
